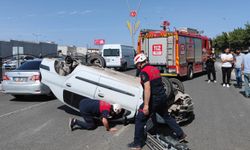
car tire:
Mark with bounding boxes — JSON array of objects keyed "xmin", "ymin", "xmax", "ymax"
[
  {"xmin": 122, "ymin": 63, "xmax": 127, "ymax": 71},
  {"xmin": 169, "ymin": 78, "xmax": 185, "ymax": 92},
  {"xmin": 162, "ymin": 77, "xmax": 174, "ymax": 99},
  {"xmin": 87, "ymin": 54, "xmax": 106, "ymax": 68},
  {"xmin": 187, "ymin": 65, "xmax": 193, "ymax": 79}
]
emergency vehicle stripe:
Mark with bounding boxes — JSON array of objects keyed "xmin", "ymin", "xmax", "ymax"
[
  {"xmin": 175, "ymin": 34, "xmax": 180, "ymax": 74},
  {"xmin": 75, "ymin": 76, "xmax": 135, "ymax": 97}
]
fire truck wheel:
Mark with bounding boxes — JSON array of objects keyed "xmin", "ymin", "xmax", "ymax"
[
  {"xmin": 162, "ymin": 77, "xmax": 175, "ymax": 104},
  {"xmin": 169, "ymin": 78, "xmax": 185, "ymax": 92},
  {"xmin": 87, "ymin": 54, "xmax": 106, "ymax": 68},
  {"xmin": 187, "ymin": 65, "xmax": 193, "ymax": 79}
]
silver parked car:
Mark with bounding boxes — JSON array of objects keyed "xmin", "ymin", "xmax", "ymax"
[{"xmin": 2, "ymin": 59, "xmax": 51, "ymax": 98}]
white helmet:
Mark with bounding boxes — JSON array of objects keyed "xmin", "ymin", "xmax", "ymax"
[
  {"xmin": 112, "ymin": 104, "xmax": 122, "ymax": 114},
  {"xmin": 134, "ymin": 53, "xmax": 147, "ymax": 65}
]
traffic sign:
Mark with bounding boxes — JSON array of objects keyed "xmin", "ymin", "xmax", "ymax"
[{"xmin": 94, "ymin": 39, "xmax": 105, "ymax": 45}]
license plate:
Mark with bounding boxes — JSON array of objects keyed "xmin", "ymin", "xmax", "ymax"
[{"xmin": 13, "ymin": 77, "xmax": 27, "ymax": 82}]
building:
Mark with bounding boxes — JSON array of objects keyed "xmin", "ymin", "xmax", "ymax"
[
  {"xmin": 57, "ymin": 45, "xmax": 77, "ymax": 56},
  {"xmin": 57, "ymin": 46, "xmax": 97, "ymax": 56},
  {"xmin": 76, "ymin": 47, "xmax": 88, "ymax": 55},
  {"xmin": 0, "ymin": 40, "xmax": 57, "ymax": 58},
  {"xmin": 0, "ymin": 40, "xmax": 57, "ymax": 81}
]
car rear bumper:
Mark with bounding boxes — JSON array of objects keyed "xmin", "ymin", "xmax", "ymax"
[{"xmin": 2, "ymin": 82, "xmax": 50, "ymax": 95}]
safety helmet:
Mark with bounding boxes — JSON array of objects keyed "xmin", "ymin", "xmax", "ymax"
[
  {"xmin": 112, "ymin": 104, "xmax": 122, "ymax": 114},
  {"xmin": 134, "ymin": 53, "xmax": 147, "ymax": 65}
]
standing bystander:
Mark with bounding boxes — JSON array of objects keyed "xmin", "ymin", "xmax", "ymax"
[
  {"xmin": 221, "ymin": 48, "xmax": 234, "ymax": 88},
  {"xmin": 242, "ymin": 49, "xmax": 250, "ymax": 98},
  {"xmin": 206, "ymin": 50, "xmax": 217, "ymax": 83},
  {"xmin": 234, "ymin": 49, "xmax": 244, "ymax": 88}
]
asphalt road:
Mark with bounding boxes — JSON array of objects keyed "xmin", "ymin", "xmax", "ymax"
[{"xmin": 0, "ymin": 65, "xmax": 250, "ymax": 150}]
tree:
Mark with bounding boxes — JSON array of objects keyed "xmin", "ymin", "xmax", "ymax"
[
  {"xmin": 213, "ymin": 32, "xmax": 229, "ymax": 52},
  {"xmin": 244, "ymin": 23, "xmax": 250, "ymax": 48},
  {"xmin": 213, "ymin": 22, "xmax": 250, "ymax": 52},
  {"xmin": 228, "ymin": 27, "xmax": 245, "ymax": 50}
]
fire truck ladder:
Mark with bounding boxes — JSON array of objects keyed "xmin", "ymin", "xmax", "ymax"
[{"xmin": 166, "ymin": 36, "xmax": 174, "ymax": 66}]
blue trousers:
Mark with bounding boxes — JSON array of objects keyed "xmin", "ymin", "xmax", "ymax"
[
  {"xmin": 235, "ymin": 68, "xmax": 242, "ymax": 86},
  {"xmin": 134, "ymin": 98, "xmax": 184, "ymax": 146},
  {"xmin": 74, "ymin": 100, "xmax": 97, "ymax": 130},
  {"xmin": 244, "ymin": 73, "xmax": 250, "ymax": 97}
]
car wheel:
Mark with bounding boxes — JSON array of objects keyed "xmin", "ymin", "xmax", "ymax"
[
  {"xmin": 169, "ymin": 78, "xmax": 185, "ymax": 92},
  {"xmin": 187, "ymin": 65, "xmax": 193, "ymax": 79},
  {"xmin": 87, "ymin": 54, "xmax": 106, "ymax": 68},
  {"xmin": 161, "ymin": 77, "xmax": 175, "ymax": 105},
  {"xmin": 122, "ymin": 63, "xmax": 127, "ymax": 71},
  {"xmin": 12, "ymin": 95, "xmax": 24, "ymax": 99}
]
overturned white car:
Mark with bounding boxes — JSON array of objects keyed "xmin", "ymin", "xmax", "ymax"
[{"xmin": 39, "ymin": 55, "xmax": 193, "ymax": 124}]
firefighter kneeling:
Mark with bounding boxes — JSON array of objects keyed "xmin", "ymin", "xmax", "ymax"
[
  {"xmin": 128, "ymin": 53, "xmax": 187, "ymax": 150},
  {"xmin": 69, "ymin": 98, "xmax": 122, "ymax": 132}
]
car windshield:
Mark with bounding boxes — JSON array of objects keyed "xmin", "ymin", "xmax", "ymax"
[
  {"xmin": 16, "ymin": 60, "xmax": 41, "ymax": 70},
  {"xmin": 103, "ymin": 49, "xmax": 120, "ymax": 57}
]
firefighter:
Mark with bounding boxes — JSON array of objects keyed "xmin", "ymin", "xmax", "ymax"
[
  {"xmin": 128, "ymin": 53, "xmax": 186, "ymax": 150},
  {"xmin": 135, "ymin": 50, "xmax": 145, "ymax": 77},
  {"xmin": 69, "ymin": 98, "xmax": 122, "ymax": 132}
]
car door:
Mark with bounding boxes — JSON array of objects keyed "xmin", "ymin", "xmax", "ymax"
[
  {"xmin": 94, "ymin": 75, "xmax": 139, "ymax": 114},
  {"xmin": 63, "ymin": 69, "xmax": 100, "ymax": 109}
]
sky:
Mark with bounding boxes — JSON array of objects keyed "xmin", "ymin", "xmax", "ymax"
[{"xmin": 0, "ymin": 0, "xmax": 250, "ymax": 47}]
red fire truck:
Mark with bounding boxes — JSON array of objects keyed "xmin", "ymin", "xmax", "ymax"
[{"xmin": 137, "ymin": 25, "xmax": 212, "ymax": 79}]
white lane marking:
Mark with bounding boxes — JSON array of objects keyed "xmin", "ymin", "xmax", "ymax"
[
  {"xmin": 0, "ymin": 102, "xmax": 48, "ymax": 118},
  {"xmin": 114, "ymin": 124, "xmax": 131, "ymax": 137},
  {"xmin": 15, "ymin": 119, "xmax": 52, "ymax": 140}
]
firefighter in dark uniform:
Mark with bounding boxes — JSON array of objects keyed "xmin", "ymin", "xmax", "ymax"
[
  {"xmin": 69, "ymin": 98, "xmax": 122, "ymax": 132},
  {"xmin": 128, "ymin": 53, "xmax": 186, "ymax": 150}
]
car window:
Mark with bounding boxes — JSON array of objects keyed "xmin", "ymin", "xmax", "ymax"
[
  {"xmin": 103, "ymin": 49, "xmax": 120, "ymax": 57},
  {"xmin": 16, "ymin": 60, "xmax": 41, "ymax": 70}
]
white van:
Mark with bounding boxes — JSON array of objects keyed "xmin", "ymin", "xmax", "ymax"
[{"xmin": 101, "ymin": 44, "xmax": 135, "ymax": 70}]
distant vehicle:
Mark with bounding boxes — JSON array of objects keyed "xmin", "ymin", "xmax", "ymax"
[
  {"xmin": 3, "ymin": 62, "xmax": 17, "ymax": 70},
  {"xmin": 2, "ymin": 59, "xmax": 51, "ymax": 99},
  {"xmin": 3, "ymin": 59, "xmax": 18, "ymax": 70},
  {"xmin": 20, "ymin": 55, "xmax": 36, "ymax": 65},
  {"xmin": 137, "ymin": 24, "xmax": 212, "ymax": 79},
  {"xmin": 101, "ymin": 44, "xmax": 136, "ymax": 71}
]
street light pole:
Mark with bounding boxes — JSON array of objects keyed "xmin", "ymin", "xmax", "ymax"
[
  {"xmin": 125, "ymin": 0, "xmax": 142, "ymax": 48},
  {"xmin": 32, "ymin": 33, "xmax": 41, "ymax": 42}
]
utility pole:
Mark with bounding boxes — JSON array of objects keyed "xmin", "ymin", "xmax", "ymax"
[
  {"xmin": 125, "ymin": 0, "xmax": 142, "ymax": 49},
  {"xmin": 32, "ymin": 33, "xmax": 42, "ymax": 42}
]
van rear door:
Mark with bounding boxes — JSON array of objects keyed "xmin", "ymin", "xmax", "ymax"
[{"xmin": 103, "ymin": 48, "xmax": 121, "ymax": 67}]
